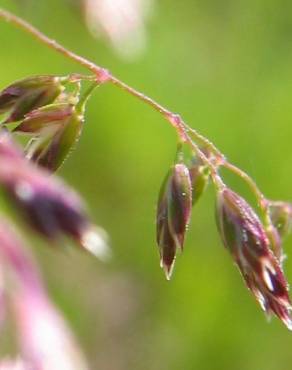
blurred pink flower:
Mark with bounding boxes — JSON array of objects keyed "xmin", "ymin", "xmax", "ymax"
[
  {"xmin": 0, "ymin": 220, "xmax": 88, "ymax": 370},
  {"xmin": 13, "ymin": 292, "xmax": 88, "ymax": 370},
  {"xmin": 83, "ymin": 0, "xmax": 154, "ymax": 59},
  {"xmin": 0, "ymin": 266, "xmax": 5, "ymax": 333},
  {"xmin": 0, "ymin": 358, "xmax": 26, "ymax": 370}
]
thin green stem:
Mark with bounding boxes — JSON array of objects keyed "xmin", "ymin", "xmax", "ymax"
[
  {"xmin": 223, "ymin": 162, "xmax": 268, "ymax": 214},
  {"xmin": 67, "ymin": 73, "xmax": 97, "ymax": 83},
  {"xmin": 186, "ymin": 126, "xmax": 225, "ymax": 162},
  {"xmin": 0, "ymin": 8, "xmax": 109, "ymax": 81},
  {"xmin": 187, "ymin": 138, "xmax": 225, "ymax": 190},
  {"xmin": 77, "ymin": 82, "xmax": 99, "ymax": 112},
  {"xmin": 109, "ymin": 76, "xmax": 189, "ymax": 140}
]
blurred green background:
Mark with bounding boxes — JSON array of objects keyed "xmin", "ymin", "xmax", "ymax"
[{"xmin": 1, "ymin": 0, "xmax": 292, "ymax": 369}]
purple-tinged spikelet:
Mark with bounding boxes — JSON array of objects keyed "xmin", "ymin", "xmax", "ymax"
[
  {"xmin": 14, "ymin": 103, "xmax": 74, "ymax": 136},
  {"xmin": 0, "ymin": 76, "xmax": 65, "ymax": 123},
  {"xmin": 167, "ymin": 164, "xmax": 192, "ymax": 248},
  {"xmin": 16, "ymin": 103, "xmax": 84, "ymax": 172},
  {"xmin": 216, "ymin": 188, "xmax": 292, "ymax": 329},
  {"xmin": 156, "ymin": 163, "xmax": 192, "ymax": 279},
  {"xmin": 265, "ymin": 224, "xmax": 283, "ymax": 263}
]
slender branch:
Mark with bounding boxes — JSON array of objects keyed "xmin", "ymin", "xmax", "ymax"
[
  {"xmin": 109, "ymin": 76, "xmax": 189, "ymax": 140},
  {"xmin": 223, "ymin": 161, "xmax": 268, "ymax": 213},
  {"xmin": 0, "ymin": 8, "xmax": 109, "ymax": 81},
  {"xmin": 188, "ymin": 139, "xmax": 225, "ymax": 190},
  {"xmin": 187, "ymin": 126, "xmax": 225, "ymax": 162},
  {"xmin": 0, "ymin": 7, "xmax": 267, "ymax": 206}
]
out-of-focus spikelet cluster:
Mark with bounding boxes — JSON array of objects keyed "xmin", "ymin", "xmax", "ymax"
[{"xmin": 0, "ymin": 75, "xmax": 110, "ymax": 365}]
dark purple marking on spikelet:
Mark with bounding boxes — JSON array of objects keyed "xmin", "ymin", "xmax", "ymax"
[
  {"xmin": 158, "ymin": 221, "xmax": 176, "ymax": 280},
  {"xmin": 167, "ymin": 164, "xmax": 192, "ymax": 250},
  {"xmin": 156, "ymin": 163, "xmax": 193, "ymax": 279},
  {"xmin": 0, "ymin": 86, "xmax": 22, "ymax": 112},
  {"xmin": 216, "ymin": 188, "xmax": 292, "ymax": 329},
  {"xmin": 0, "ymin": 75, "xmax": 64, "ymax": 123}
]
